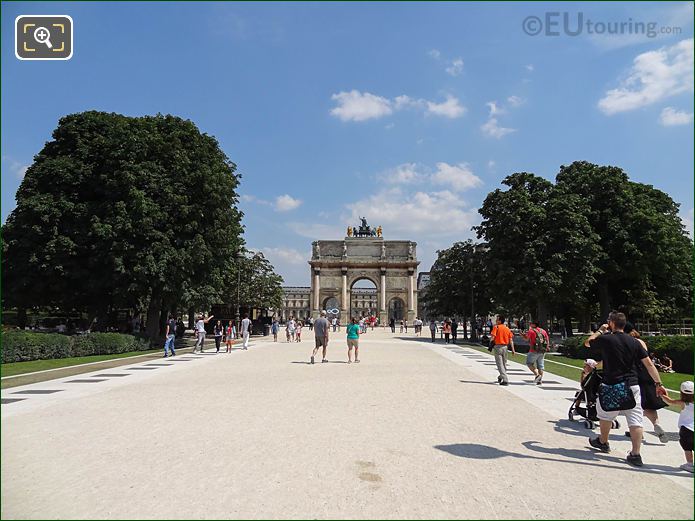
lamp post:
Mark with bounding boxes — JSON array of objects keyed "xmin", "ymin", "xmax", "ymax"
[
  {"xmin": 469, "ymin": 255, "xmax": 476, "ymax": 342},
  {"xmin": 235, "ymin": 251, "xmax": 245, "ymax": 338}
]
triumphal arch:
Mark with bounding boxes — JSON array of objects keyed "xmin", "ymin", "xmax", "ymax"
[{"xmin": 309, "ymin": 218, "xmax": 419, "ymax": 324}]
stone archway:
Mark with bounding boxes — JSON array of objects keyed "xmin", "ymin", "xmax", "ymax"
[
  {"xmin": 350, "ymin": 277, "xmax": 378, "ymax": 319},
  {"xmin": 308, "ymin": 223, "xmax": 419, "ymax": 324},
  {"xmin": 388, "ymin": 297, "xmax": 405, "ymax": 322}
]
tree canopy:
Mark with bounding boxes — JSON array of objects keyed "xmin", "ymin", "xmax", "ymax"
[
  {"xmin": 473, "ymin": 161, "xmax": 692, "ymax": 329},
  {"xmin": 2, "ymin": 111, "xmax": 258, "ymax": 341}
]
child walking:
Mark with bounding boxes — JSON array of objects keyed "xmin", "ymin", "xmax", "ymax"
[
  {"xmin": 662, "ymin": 381, "xmax": 694, "ymax": 473},
  {"xmin": 225, "ymin": 320, "xmax": 236, "ymax": 353}
]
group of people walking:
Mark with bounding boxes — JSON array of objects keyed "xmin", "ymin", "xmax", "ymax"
[{"xmin": 163, "ymin": 313, "xmax": 253, "ymax": 357}]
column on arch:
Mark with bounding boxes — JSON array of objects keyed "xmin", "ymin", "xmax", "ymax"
[
  {"xmin": 313, "ymin": 268, "xmax": 321, "ymax": 313},
  {"xmin": 380, "ymin": 269, "xmax": 386, "ymax": 313}
]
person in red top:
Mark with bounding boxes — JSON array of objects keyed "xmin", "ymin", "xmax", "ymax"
[
  {"xmin": 522, "ymin": 320, "xmax": 550, "ymax": 385},
  {"xmin": 490, "ymin": 316, "xmax": 515, "ymax": 386}
]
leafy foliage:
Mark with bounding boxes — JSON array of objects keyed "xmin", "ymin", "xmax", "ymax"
[
  {"xmin": 475, "ymin": 162, "xmax": 692, "ymax": 325},
  {"xmin": 423, "ymin": 240, "xmax": 492, "ymax": 320},
  {"xmin": 2, "ymin": 331, "xmax": 150, "ymax": 363},
  {"xmin": 2, "ymin": 111, "xmax": 246, "ymax": 341}
]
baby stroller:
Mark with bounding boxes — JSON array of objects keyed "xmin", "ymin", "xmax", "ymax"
[{"xmin": 568, "ymin": 368, "xmax": 620, "ymax": 430}]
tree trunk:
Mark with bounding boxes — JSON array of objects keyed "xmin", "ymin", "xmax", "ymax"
[
  {"xmin": 598, "ymin": 284, "xmax": 611, "ymax": 322},
  {"xmin": 17, "ymin": 307, "xmax": 27, "ymax": 329},
  {"xmin": 563, "ymin": 311, "xmax": 574, "ymax": 337},
  {"xmin": 146, "ymin": 290, "xmax": 163, "ymax": 345},
  {"xmin": 188, "ymin": 306, "xmax": 195, "ymax": 329},
  {"xmin": 470, "ymin": 313, "xmax": 477, "ymax": 341}
]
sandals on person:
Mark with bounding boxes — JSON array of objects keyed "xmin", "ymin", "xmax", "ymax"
[{"xmin": 355, "ymin": 360, "xmax": 360, "ymax": 363}]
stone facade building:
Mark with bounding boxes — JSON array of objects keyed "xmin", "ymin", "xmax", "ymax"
[{"xmin": 309, "ymin": 236, "xmax": 419, "ymax": 324}]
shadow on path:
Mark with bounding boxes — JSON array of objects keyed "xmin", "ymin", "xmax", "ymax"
[{"xmin": 434, "ymin": 441, "xmax": 686, "ymax": 477}]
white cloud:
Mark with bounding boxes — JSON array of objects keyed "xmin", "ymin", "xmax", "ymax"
[
  {"xmin": 659, "ymin": 106, "xmax": 694, "ymax": 126},
  {"xmin": 385, "ymin": 123, "xmax": 395, "ymax": 130},
  {"xmin": 598, "ymin": 38, "xmax": 694, "ymax": 115},
  {"xmin": 507, "ymin": 95, "xmax": 525, "ymax": 107},
  {"xmin": 261, "ymin": 246, "xmax": 306, "ymax": 265},
  {"xmin": 379, "ymin": 162, "xmax": 481, "ymax": 192},
  {"xmin": 330, "ymin": 90, "xmax": 393, "ymax": 122},
  {"xmin": 2, "ymin": 157, "xmax": 29, "ymax": 179},
  {"xmin": 485, "ymin": 101, "xmax": 504, "ymax": 116},
  {"xmin": 346, "ymin": 187, "xmax": 480, "ymax": 236},
  {"xmin": 393, "ymin": 95, "xmax": 421, "ymax": 110},
  {"xmin": 681, "ymin": 208, "xmax": 694, "ymax": 237},
  {"xmin": 428, "ymin": 49, "xmax": 441, "ymax": 60},
  {"xmin": 426, "ymin": 95, "xmax": 466, "ymax": 118},
  {"xmin": 431, "ymin": 162, "xmax": 482, "ymax": 191},
  {"xmin": 330, "ymin": 91, "xmax": 465, "ymax": 121},
  {"xmin": 525, "ymin": 64, "xmax": 534, "ymax": 72},
  {"xmin": 445, "ymin": 58, "xmax": 464, "ymax": 77},
  {"xmin": 481, "ymin": 117, "xmax": 516, "ymax": 139},
  {"xmin": 379, "ymin": 163, "xmax": 423, "ymax": 184},
  {"xmin": 275, "ymin": 194, "xmax": 302, "ymax": 212},
  {"xmin": 487, "ymin": 160, "xmax": 496, "ymax": 170}
]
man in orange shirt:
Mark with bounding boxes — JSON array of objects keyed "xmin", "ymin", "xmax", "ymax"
[{"xmin": 491, "ymin": 316, "xmax": 516, "ymax": 386}]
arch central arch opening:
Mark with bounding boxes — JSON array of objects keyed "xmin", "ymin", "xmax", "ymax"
[{"xmin": 350, "ymin": 278, "xmax": 377, "ymax": 320}]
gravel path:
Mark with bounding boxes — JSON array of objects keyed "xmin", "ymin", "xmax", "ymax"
[{"xmin": 2, "ymin": 330, "xmax": 692, "ymax": 519}]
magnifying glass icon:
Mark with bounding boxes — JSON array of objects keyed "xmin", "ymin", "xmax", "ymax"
[{"xmin": 33, "ymin": 26, "xmax": 53, "ymax": 49}]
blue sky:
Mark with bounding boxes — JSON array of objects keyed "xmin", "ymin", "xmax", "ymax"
[{"xmin": 3, "ymin": 1, "xmax": 693, "ymax": 286}]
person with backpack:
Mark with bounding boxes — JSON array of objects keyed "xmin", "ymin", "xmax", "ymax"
[{"xmin": 523, "ymin": 319, "xmax": 550, "ymax": 385}]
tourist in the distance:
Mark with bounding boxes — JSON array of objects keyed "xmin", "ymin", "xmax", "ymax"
[
  {"xmin": 346, "ymin": 317, "xmax": 361, "ymax": 363},
  {"xmin": 522, "ymin": 320, "xmax": 550, "ymax": 385},
  {"xmin": 584, "ymin": 311, "xmax": 665, "ymax": 467},
  {"xmin": 451, "ymin": 319, "xmax": 458, "ymax": 344},
  {"xmin": 288, "ymin": 316, "xmax": 297, "ymax": 342},
  {"xmin": 390, "ymin": 317, "xmax": 396, "ymax": 333},
  {"xmin": 429, "ymin": 319, "xmax": 437, "ymax": 343},
  {"xmin": 661, "ymin": 354, "xmax": 675, "ymax": 373},
  {"xmin": 490, "ymin": 316, "xmax": 515, "ymax": 386},
  {"xmin": 442, "ymin": 319, "xmax": 451, "ymax": 344},
  {"xmin": 225, "ymin": 320, "xmax": 236, "ymax": 352},
  {"xmin": 163, "ymin": 313, "xmax": 177, "ymax": 358},
  {"xmin": 311, "ymin": 310, "xmax": 330, "ymax": 364},
  {"xmin": 332, "ymin": 316, "xmax": 338, "ymax": 333},
  {"xmin": 661, "ymin": 381, "xmax": 694, "ymax": 473},
  {"xmin": 271, "ymin": 318, "xmax": 279, "ymax": 342},
  {"xmin": 213, "ymin": 320, "xmax": 224, "ymax": 353},
  {"xmin": 240, "ymin": 313, "xmax": 251, "ymax": 350},
  {"xmin": 193, "ymin": 313, "xmax": 214, "ymax": 353},
  {"xmin": 296, "ymin": 320, "xmax": 303, "ymax": 342}
]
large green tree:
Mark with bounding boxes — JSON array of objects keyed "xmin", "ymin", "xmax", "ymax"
[
  {"xmin": 474, "ymin": 161, "xmax": 692, "ymax": 329},
  {"xmin": 475, "ymin": 172, "xmax": 556, "ymax": 320},
  {"xmin": 554, "ymin": 161, "xmax": 692, "ymax": 321},
  {"xmin": 423, "ymin": 240, "xmax": 492, "ymax": 338},
  {"xmin": 2, "ymin": 111, "xmax": 245, "ymax": 342}
]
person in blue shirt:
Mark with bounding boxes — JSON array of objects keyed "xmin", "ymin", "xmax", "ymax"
[{"xmin": 346, "ymin": 317, "xmax": 361, "ymax": 364}]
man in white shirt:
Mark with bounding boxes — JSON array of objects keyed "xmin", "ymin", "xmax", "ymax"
[
  {"xmin": 241, "ymin": 313, "xmax": 252, "ymax": 350},
  {"xmin": 193, "ymin": 314, "xmax": 214, "ymax": 353},
  {"xmin": 287, "ymin": 317, "xmax": 296, "ymax": 342}
]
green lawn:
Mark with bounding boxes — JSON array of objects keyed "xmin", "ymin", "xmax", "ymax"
[
  {"xmin": 1, "ymin": 350, "xmax": 160, "ymax": 377},
  {"xmin": 461, "ymin": 343, "xmax": 693, "ymax": 394}
]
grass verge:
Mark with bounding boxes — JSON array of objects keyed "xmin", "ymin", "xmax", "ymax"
[{"xmin": 1, "ymin": 350, "xmax": 161, "ymax": 377}]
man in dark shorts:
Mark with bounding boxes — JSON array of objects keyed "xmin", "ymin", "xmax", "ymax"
[
  {"xmin": 584, "ymin": 311, "xmax": 665, "ymax": 467},
  {"xmin": 311, "ymin": 310, "xmax": 330, "ymax": 364}
]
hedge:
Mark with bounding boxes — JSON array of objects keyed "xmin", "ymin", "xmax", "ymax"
[
  {"xmin": 559, "ymin": 335, "xmax": 693, "ymax": 374},
  {"xmin": 2, "ymin": 331, "xmax": 151, "ymax": 363}
]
